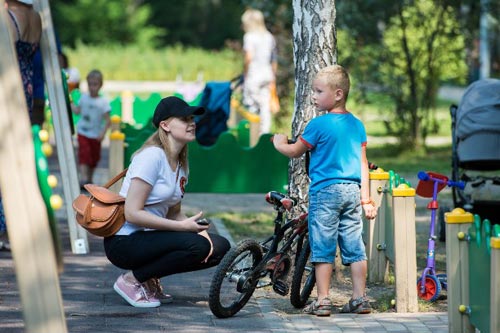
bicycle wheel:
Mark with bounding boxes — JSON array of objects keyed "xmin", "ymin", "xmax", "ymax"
[
  {"xmin": 290, "ymin": 240, "xmax": 316, "ymax": 308},
  {"xmin": 208, "ymin": 239, "xmax": 263, "ymax": 318}
]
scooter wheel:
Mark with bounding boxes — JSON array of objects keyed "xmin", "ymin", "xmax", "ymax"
[{"xmin": 417, "ymin": 275, "xmax": 441, "ymax": 302}]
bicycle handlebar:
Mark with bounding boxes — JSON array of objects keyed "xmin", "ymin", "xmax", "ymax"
[
  {"xmin": 418, "ymin": 171, "xmax": 465, "ymax": 190},
  {"xmin": 265, "ymin": 191, "xmax": 297, "ymax": 211}
]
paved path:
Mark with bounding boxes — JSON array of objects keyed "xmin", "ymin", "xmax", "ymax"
[{"xmin": 0, "ymin": 146, "xmax": 449, "ymax": 332}]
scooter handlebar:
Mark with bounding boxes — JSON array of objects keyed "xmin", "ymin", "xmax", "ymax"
[
  {"xmin": 418, "ymin": 171, "xmax": 465, "ymax": 189},
  {"xmin": 417, "ymin": 171, "xmax": 429, "ymax": 181}
]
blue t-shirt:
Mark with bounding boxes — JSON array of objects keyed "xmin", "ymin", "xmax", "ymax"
[{"xmin": 300, "ymin": 112, "xmax": 367, "ymax": 193}]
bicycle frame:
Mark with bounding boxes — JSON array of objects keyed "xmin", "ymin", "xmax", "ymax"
[{"xmin": 254, "ymin": 210, "xmax": 308, "ymax": 284}]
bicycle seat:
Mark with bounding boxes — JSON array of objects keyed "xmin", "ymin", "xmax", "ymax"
[{"xmin": 265, "ymin": 191, "xmax": 297, "ymax": 211}]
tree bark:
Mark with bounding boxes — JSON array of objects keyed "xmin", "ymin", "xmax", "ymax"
[
  {"xmin": 291, "ymin": 1, "xmax": 345, "ymax": 281},
  {"xmin": 290, "ymin": 0, "xmax": 337, "ymax": 211}
]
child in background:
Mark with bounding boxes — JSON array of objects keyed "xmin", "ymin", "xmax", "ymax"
[
  {"xmin": 72, "ymin": 69, "xmax": 111, "ymax": 188},
  {"xmin": 272, "ymin": 65, "xmax": 377, "ymax": 316}
]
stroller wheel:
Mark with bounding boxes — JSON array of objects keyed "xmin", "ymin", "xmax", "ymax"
[{"xmin": 417, "ymin": 275, "xmax": 441, "ymax": 302}]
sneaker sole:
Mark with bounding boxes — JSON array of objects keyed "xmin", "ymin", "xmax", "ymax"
[{"xmin": 113, "ymin": 282, "xmax": 161, "ymax": 308}]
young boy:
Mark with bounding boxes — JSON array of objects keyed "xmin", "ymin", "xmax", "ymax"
[
  {"xmin": 72, "ymin": 69, "xmax": 111, "ymax": 187},
  {"xmin": 272, "ymin": 65, "xmax": 377, "ymax": 316}
]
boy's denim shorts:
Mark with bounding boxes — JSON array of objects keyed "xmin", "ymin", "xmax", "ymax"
[{"xmin": 308, "ymin": 183, "xmax": 367, "ymax": 265}]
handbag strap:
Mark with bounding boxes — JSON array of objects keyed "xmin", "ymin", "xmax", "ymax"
[{"xmin": 103, "ymin": 168, "xmax": 128, "ymax": 189}]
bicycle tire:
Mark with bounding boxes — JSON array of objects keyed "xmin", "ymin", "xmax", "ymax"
[
  {"xmin": 208, "ymin": 239, "xmax": 263, "ymax": 318},
  {"xmin": 290, "ymin": 240, "xmax": 316, "ymax": 308}
]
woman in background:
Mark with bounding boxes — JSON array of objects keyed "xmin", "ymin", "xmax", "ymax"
[{"xmin": 241, "ymin": 8, "xmax": 278, "ymax": 135}]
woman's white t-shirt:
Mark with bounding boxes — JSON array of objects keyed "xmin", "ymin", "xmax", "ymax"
[{"xmin": 115, "ymin": 146, "xmax": 187, "ymax": 236}]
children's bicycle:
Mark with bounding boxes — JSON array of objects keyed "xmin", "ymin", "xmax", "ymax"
[
  {"xmin": 415, "ymin": 171, "xmax": 465, "ymax": 301},
  {"xmin": 208, "ymin": 191, "xmax": 316, "ymax": 318}
]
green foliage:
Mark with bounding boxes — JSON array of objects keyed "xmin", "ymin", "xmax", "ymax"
[
  {"xmin": 52, "ymin": 0, "xmax": 164, "ymax": 47},
  {"xmin": 145, "ymin": 0, "xmax": 245, "ymax": 49},
  {"xmin": 378, "ymin": 1, "xmax": 467, "ymax": 148},
  {"xmin": 67, "ymin": 44, "xmax": 242, "ymax": 81}
]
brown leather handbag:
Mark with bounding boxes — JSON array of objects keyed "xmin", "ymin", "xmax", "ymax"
[{"xmin": 72, "ymin": 169, "xmax": 127, "ymax": 237}]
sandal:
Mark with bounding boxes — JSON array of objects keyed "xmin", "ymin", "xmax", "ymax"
[
  {"xmin": 340, "ymin": 296, "xmax": 372, "ymax": 314},
  {"xmin": 303, "ymin": 298, "xmax": 332, "ymax": 316}
]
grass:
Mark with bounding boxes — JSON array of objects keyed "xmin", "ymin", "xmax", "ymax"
[
  {"xmin": 209, "ymin": 212, "xmax": 275, "ymax": 243},
  {"xmin": 68, "ymin": 43, "xmax": 242, "ymax": 82},
  {"xmin": 368, "ymin": 144, "xmax": 452, "ymax": 175}
]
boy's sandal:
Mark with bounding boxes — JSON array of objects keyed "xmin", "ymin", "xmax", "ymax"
[
  {"xmin": 303, "ymin": 298, "xmax": 332, "ymax": 316},
  {"xmin": 340, "ymin": 296, "xmax": 372, "ymax": 314}
]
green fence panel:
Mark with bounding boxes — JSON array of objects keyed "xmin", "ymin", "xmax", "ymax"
[
  {"xmin": 110, "ymin": 96, "xmax": 122, "ymax": 117},
  {"xmin": 468, "ymin": 215, "xmax": 492, "ymax": 332},
  {"xmin": 187, "ymin": 133, "xmax": 288, "ymax": 193},
  {"xmin": 132, "ymin": 93, "xmax": 162, "ymax": 127},
  {"xmin": 123, "ymin": 126, "xmax": 156, "ymax": 166}
]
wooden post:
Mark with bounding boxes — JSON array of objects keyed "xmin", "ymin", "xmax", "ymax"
[
  {"xmin": 392, "ymin": 185, "xmax": 418, "ymax": 312},
  {"xmin": 34, "ymin": 0, "xmax": 89, "ymax": 254},
  {"xmin": 490, "ymin": 237, "xmax": 500, "ymax": 333},
  {"xmin": 249, "ymin": 120, "xmax": 260, "ymax": 147},
  {"xmin": 108, "ymin": 130, "xmax": 125, "ymax": 193},
  {"xmin": 121, "ymin": 90, "xmax": 134, "ymax": 124},
  {"xmin": 445, "ymin": 208, "xmax": 474, "ymax": 333},
  {"xmin": 365, "ymin": 172, "xmax": 389, "ymax": 283},
  {"xmin": 0, "ymin": 4, "xmax": 67, "ymax": 331}
]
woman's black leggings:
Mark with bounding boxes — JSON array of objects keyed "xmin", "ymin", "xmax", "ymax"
[{"xmin": 104, "ymin": 231, "xmax": 231, "ymax": 283}]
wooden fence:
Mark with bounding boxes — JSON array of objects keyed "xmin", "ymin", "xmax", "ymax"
[
  {"xmin": 445, "ymin": 210, "xmax": 500, "ymax": 333},
  {"xmin": 363, "ymin": 170, "xmax": 418, "ymax": 312}
]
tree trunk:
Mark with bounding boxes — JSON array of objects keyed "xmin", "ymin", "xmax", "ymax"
[
  {"xmin": 290, "ymin": 0, "xmax": 337, "ymax": 210},
  {"xmin": 291, "ymin": 0, "xmax": 345, "ymax": 280}
]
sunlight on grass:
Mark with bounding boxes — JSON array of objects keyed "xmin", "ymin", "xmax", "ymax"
[
  {"xmin": 210, "ymin": 212, "xmax": 275, "ymax": 243},
  {"xmin": 368, "ymin": 144, "xmax": 452, "ymax": 175}
]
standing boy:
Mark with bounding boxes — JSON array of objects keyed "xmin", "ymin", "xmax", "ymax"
[
  {"xmin": 272, "ymin": 65, "xmax": 377, "ymax": 316},
  {"xmin": 72, "ymin": 69, "xmax": 111, "ymax": 187}
]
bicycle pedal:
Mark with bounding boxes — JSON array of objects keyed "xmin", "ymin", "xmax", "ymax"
[
  {"xmin": 257, "ymin": 278, "xmax": 272, "ymax": 288},
  {"xmin": 273, "ymin": 279, "xmax": 289, "ymax": 296}
]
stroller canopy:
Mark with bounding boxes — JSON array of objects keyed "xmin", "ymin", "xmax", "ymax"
[
  {"xmin": 195, "ymin": 81, "xmax": 232, "ymax": 146},
  {"xmin": 455, "ymin": 78, "xmax": 500, "ymax": 167}
]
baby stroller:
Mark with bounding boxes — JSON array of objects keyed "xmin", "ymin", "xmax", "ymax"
[{"xmin": 439, "ymin": 78, "xmax": 500, "ymax": 241}]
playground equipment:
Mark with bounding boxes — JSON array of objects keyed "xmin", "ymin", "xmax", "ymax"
[
  {"xmin": 415, "ymin": 171, "xmax": 465, "ymax": 301},
  {"xmin": 445, "ymin": 210, "xmax": 500, "ymax": 333},
  {"xmin": 362, "ymin": 168, "xmax": 418, "ymax": 312}
]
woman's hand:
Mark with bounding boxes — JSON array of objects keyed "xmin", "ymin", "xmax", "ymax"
[{"xmin": 183, "ymin": 211, "xmax": 210, "ymax": 233}]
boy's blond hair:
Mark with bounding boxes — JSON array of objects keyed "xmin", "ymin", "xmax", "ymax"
[
  {"xmin": 87, "ymin": 69, "xmax": 103, "ymax": 84},
  {"xmin": 316, "ymin": 65, "xmax": 350, "ymax": 100}
]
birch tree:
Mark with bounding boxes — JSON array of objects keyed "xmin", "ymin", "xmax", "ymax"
[{"xmin": 290, "ymin": 0, "xmax": 337, "ymax": 211}]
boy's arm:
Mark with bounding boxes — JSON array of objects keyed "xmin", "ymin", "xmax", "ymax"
[
  {"xmin": 272, "ymin": 133, "xmax": 308, "ymax": 158},
  {"xmin": 99, "ymin": 112, "xmax": 111, "ymax": 141},
  {"xmin": 71, "ymin": 101, "xmax": 80, "ymax": 115},
  {"xmin": 360, "ymin": 144, "xmax": 377, "ymax": 219}
]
